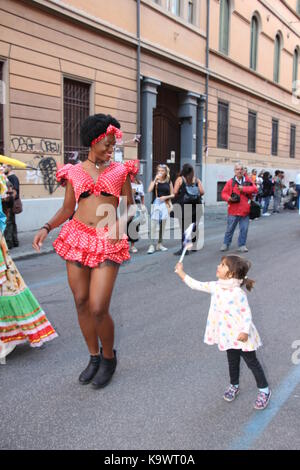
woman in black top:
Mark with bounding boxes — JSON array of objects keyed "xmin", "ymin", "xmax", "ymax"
[
  {"xmin": 261, "ymin": 171, "xmax": 273, "ymax": 216},
  {"xmin": 173, "ymin": 164, "xmax": 205, "ymax": 255},
  {"xmin": 147, "ymin": 164, "xmax": 174, "ymax": 254}
]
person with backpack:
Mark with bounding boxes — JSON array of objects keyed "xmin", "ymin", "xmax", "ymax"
[
  {"xmin": 221, "ymin": 163, "xmax": 258, "ymax": 253},
  {"xmin": 173, "ymin": 164, "xmax": 204, "ymax": 256},
  {"xmin": 261, "ymin": 171, "xmax": 273, "ymax": 217}
]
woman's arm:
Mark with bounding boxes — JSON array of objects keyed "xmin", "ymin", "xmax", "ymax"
[
  {"xmin": 148, "ymin": 179, "xmax": 157, "ymax": 193},
  {"xmin": 107, "ymin": 175, "xmax": 135, "ymax": 244},
  {"xmin": 32, "ymin": 181, "xmax": 76, "ymax": 252},
  {"xmin": 173, "ymin": 177, "xmax": 182, "ymax": 197},
  {"xmin": 197, "ymin": 178, "xmax": 205, "ymax": 196}
]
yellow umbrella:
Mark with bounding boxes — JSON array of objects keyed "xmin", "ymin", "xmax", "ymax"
[{"xmin": 0, "ymin": 154, "xmax": 28, "ymax": 169}]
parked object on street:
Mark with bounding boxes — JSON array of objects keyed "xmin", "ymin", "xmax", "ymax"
[{"xmin": 175, "ymin": 255, "xmax": 271, "ymax": 411}]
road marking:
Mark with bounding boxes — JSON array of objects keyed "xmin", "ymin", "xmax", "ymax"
[{"xmin": 229, "ymin": 365, "xmax": 300, "ymax": 450}]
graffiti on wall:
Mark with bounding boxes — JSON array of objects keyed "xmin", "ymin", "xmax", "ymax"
[
  {"xmin": 24, "ymin": 155, "xmax": 58, "ymax": 194},
  {"xmin": 11, "ymin": 136, "xmax": 61, "ymax": 154}
]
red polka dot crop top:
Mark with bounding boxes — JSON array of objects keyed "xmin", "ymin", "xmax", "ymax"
[{"xmin": 56, "ymin": 160, "xmax": 139, "ymax": 203}]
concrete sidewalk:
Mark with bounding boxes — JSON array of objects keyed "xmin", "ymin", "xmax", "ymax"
[{"xmin": 10, "ymin": 204, "xmax": 228, "ymax": 261}]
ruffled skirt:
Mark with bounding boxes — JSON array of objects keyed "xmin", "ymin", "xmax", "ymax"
[
  {"xmin": 0, "ymin": 237, "xmax": 58, "ymax": 348},
  {"xmin": 53, "ymin": 218, "xmax": 130, "ymax": 268}
]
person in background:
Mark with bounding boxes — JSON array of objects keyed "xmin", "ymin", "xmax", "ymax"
[
  {"xmin": 147, "ymin": 164, "xmax": 174, "ymax": 254},
  {"xmin": 295, "ymin": 172, "xmax": 300, "ymax": 210},
  {"xmin": 272, "ymin": 170, "xmax": 283, "ymax": 214},
  {"xmin": 3, "ymin": 164, "xmax": 20, "ymax": 248},
  {"xmin": 173, "ymin": 164, "xmax": 204, "ymax": 256},
  {"xmin": 221, "ymin": 163, "xmax": 258, "ymax": 253},
  {"xmin": 127, "ymin": 175, "xmax": 145, "ymax": 253},
  {"xmin": 283, "ymin": 182, "xmax": 297, "ymax": 210},
  {"xmin": 261, "ymin": 171, "xmax": 273, "ymax": 217}
]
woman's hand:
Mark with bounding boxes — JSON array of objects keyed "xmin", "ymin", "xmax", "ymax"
[
  {"xmin": 32, "ymin": 228, "xmax": 48, "ymax": 252},
  {"xmin": 237, "ymin": 332, "xmax": 248, "ymax": 343}
]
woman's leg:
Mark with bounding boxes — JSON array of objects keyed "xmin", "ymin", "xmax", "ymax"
[
  {"xmin": 66, "ymin": 261, "xmax": 99, "ymax": 355},
  {"xmin": 89, "ymin": 262, "xmax": 120, "ymax": 360},
  {"xmin": 158, "ymin": 219, "xmax": 167, "ymax": 244}
]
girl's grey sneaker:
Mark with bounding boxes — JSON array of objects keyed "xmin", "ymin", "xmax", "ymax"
[
  {"xmin": 147, "ymin": 244, "xmax": 155, "ymax": 254},
  {"xmin": 254, "ymin": 390, "xmax": 271, "ymax": 410},
  {"xmin": 224, "ymin": 385, "xmax": 240, "ymax": 402}
]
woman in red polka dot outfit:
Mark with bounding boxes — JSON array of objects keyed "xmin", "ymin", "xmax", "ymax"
[{"xmin": 33, "ymin": 114, "xmax": 139, "ymax": 389}]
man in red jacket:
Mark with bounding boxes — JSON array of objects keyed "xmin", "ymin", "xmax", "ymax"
[{"xmin": 220, "ymin": 163, "xmax": 258, "ymax": 252}]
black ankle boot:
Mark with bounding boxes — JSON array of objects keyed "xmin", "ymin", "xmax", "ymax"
[
  {"xmin": 79, "ymin": 354, "xmax": 101, "ymax": 385},
  {"xmin": 92, "ymin": 349, "xmax": 117, "ymax": 389}
]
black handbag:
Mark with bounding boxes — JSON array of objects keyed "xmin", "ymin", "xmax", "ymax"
[{"xmin": 249, "ymin": 200, "xmax": 261, "ymax": 220}]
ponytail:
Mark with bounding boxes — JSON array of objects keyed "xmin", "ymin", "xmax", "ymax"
[{"xmin": 241, "ymin": 277, "xmax": 255, "ymax": 292}]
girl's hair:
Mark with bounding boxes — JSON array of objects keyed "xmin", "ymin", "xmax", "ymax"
[
  {"xmin": 157, "ymin": 164, "xmax": 170, "ymax": 182},
  {"xmin": 180, "ymin": 163, "xmax": 194, "ymax": 179},
  {"xmin": 80, "ymin": 113, "xmax": 121, "ymax": 147},
  {"xmin": 221, "ymin": 255, "xmax": 255, "ymax": 291}
]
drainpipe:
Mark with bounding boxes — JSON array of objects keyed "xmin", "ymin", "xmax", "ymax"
[
  {"xmin": 137, "ymin": 0, "xmax": 141, "ymax": 137},
  {"xmin": 205, "ymin": 0, "xmax": 210, "ymax": 152}
]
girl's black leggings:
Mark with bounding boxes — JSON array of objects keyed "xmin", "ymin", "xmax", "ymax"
[{"xmin": 226, "ymin": 349, "xmax": 268, "ymax": 389}]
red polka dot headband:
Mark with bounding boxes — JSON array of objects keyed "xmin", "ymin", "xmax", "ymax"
[{"xmin": 91, "ymin": 124, "xmax": 123, "ymax": 146}]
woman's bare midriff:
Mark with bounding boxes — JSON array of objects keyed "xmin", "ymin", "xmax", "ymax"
[{"xmin": 74, "ymin": 193, "xmax": 119, "ymax": 227}]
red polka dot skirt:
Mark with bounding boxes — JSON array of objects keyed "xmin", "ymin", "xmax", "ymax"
[{"xmin": 53, "ymin": 218, "xmax": 130, "ymax": 268}]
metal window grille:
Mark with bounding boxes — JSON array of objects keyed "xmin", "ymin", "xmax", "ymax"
[
  {"xmin": 217, "ymin": 181, "xmax": 226, "ymax": 202},
  {"xmin": 271, "ymin": 118, "xmax": 279, "ymax": 156},
  {"xmin": 248, "ymin": 111, "xmax": 256, "ymax": 153},
  {"xmin": 217, "ymin": 101, "xmax": 229, "ymax": 149},
  {"xmin": 219, "ymin": 0, "xmax": 229, "ymax": 55},
  {"xmin": 188, "ymin": 1, "xmax": 194, "ymax": 23},
  {"xmin": 63, "ymin": 78, "xmax": 90, "ymax": 164},
  {"xmin": 274, "ymin": 34, "xmax": 281, "ymax": 83},
  {"xmin": 250, "ymin": 16, "xmax": 258, "ymax": 71},
  {"xmin": 0, "ymin": 62, "xmax": 4, "ymax": 156},
  {"xmin": 290, "ymin": 125, "xmax": 296, "ymax": 159},
  {"xmin": 293, "ymin": 49, "xmax": 298, "ymax": 92}
]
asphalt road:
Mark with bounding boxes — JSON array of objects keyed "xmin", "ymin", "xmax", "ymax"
[{"xmin": 1, "ymin": 210, "xmax": 300, "ymax": 450}]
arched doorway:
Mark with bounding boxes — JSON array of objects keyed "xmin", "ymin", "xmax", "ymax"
[{"xmin": 153, "ymin": 86, "xmax": 181, "ymax": 183}]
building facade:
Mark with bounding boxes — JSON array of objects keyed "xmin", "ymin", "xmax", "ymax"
[{"xmin": 0, "ymin": 0, "xmax": 300, "ymax": 230}]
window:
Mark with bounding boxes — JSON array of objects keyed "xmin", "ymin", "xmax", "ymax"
[
  {"xmin": 250, "ymin": 16, "xmax": 258, "ymax": 71},
  {"xmin": 217, "ymin": 101, "xmax": 229, "ymax": 149},
  {"xmin": 274, "ymin": 33, "xmax": 281, "ymax": 83},
  {"xmin": 248, "ymin": 111, "xmax": 257, "ymax": 153},
  {"xmin": 188, "ymin": 1, "xmax": 194, "ymax": 24},
  {"xmin": 290, "ymin": 125, "xmax": 296, "ymax": 158},
  {"xmin": 167, "ymin": 0, "xmax": 181, "ymax": 16},
  {"xmin": 293, "ymin": 48, "xmax": 299, "ymax": 92},
  {"xmin": 0, "ymin": 62, "xmax": 4, "ymax": 156},
  {"xmin": 219, "ymin": 0, "xmax": 230, "ymax": 55},
  {"xmin": 271, "ymin": 118, "xmax": 279, "ymax": 156},
  {"xmin": 217, "ymin": 181, "xmax": 226, "ymax": 201},
  {"xmin": 63, "ymin": 78, "xmax": 90, "ymax": 164}
]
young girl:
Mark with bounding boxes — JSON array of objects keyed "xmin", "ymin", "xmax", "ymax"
[{"xmin": 175, "ymin": 255, "xmax": 271, "ymax": 410}]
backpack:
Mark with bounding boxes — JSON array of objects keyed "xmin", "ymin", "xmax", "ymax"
[{"xmin": 181, "ymin": 177, "xmax": 202, "ymax": 204}]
